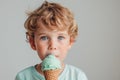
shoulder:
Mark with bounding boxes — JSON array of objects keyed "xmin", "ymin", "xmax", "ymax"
[
  {"xmin": 66, "ymin": 64, "xmax": 84, "ymax": 73},
  {"xmin": 17, "ymin": 66, "xmax": 34, "ymax": 75},
  {"xmin": 66, "ymin": 64, "xmax": 81, "ymax": 70},
  {"xmin": 65, "ymin": 64, "xmax": 88, "ymax": 80},
  {"xmin": 15, "ymin": 66, "xmax": 34, "ymax": 80}
]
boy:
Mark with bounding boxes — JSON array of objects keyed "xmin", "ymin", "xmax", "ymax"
[{"xmin": 15, "ymin": 1, "xmax": 88, "ymax": 80}]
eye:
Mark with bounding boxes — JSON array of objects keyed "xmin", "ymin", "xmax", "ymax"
[
  {"xmin": 58, "ymin": 36, "xmax": 65, "ymax": 40},
  {"xmin": 40, "ymin": 36, "xmax": 48, "ymax": 41}
]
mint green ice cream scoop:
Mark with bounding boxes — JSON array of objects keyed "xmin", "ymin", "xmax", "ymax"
[{"xmin": 41, "ymin": 54, "xmax": 61, "ymax": 71}]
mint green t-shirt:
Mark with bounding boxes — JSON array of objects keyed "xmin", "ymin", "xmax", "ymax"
[{"xmin": 15, "ymin": 64, "xmax": 88, "ymax": 80}]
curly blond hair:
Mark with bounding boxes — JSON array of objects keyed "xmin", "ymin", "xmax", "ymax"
[{"xmin": 24, "ymin": 1, "xmax": 78, "ymax": 40}]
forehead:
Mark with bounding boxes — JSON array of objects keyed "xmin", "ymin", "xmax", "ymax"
[
  {"xmin": 37, "ymin": 18, "xmax": 69, "ymax": 31},
  {"xmin": 36, "ymin": 21, "xmax": 68, "ymax": 33}
]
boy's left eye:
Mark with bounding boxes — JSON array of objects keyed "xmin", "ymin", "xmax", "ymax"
[{"xmin": 58, "ymin": 36, "xmax": 65, "ymax": 40}]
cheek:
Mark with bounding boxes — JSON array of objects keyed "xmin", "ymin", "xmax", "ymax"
[
  {"xmin": 35, "ymin": 43, "xmax": 48, "ymax": 59},
  {"xmin": 60, "ymin": 41, "xmax": 71, "ymax": 50},
  {"xmin": 35, "ymin": 40, "xmax": 47, "ymax": 51},
  {"xmin": 59, "ymin": 45, "xmax": 70, "ymax": 60}
]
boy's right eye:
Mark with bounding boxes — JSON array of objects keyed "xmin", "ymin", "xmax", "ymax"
[{"xmin": 40, "ymin": 36, "xmax": 48, "ymax": 41}]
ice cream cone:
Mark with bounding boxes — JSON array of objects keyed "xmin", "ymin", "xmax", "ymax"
[
  {"xmin": 41, "ymin": 54, "xmax": 62, "ymax": 80},
  {"xmin": 44, "ymin": 69, "xmax": 61, "ymax": 80}
]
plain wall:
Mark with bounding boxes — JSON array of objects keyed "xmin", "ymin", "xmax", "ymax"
[{"xmin": 0, "ymin": 0, "xmax": 120, "ymax": 80}]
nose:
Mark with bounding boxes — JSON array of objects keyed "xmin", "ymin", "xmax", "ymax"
[{"xmin": 48, "ymin": 39, "xmax": 57, "ymax": 50}]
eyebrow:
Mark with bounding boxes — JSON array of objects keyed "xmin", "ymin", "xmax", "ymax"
[
  {"xmin": 57, "ymin": 33, "xmax": 69, "ymax": 37},
  {"xmin": 37, "ymin": 33, "xmax": 47, "ymax": 36},
  {"xmin": 37, "ymin": 32, "xmax": 68, "ymax": 36}
]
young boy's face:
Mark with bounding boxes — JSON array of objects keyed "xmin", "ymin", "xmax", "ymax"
[{"xmin": 29, "ymin": 22, "xmax": 74, "ymax": 63}]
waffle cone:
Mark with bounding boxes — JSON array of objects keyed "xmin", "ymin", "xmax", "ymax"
[{"xmin": 44, "ymin": 69, "xmax": 61, "ymax": 80}]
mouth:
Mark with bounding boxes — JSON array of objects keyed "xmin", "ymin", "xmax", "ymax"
[
  {"xmin": 46, "ymin": 53, "xmax": 59, "ymax": 58},
  {"xmin": 46, "ymin": 53, "xmax": 51, "ymax": 56}
]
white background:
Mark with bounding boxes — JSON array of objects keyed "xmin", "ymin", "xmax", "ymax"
[{"xmin": 0, "ymin": 0, "xmax": 120, "ymax": 80}]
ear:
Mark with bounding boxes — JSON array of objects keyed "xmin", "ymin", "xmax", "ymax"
[
  {"xmin": 68, "ymin": 37, "xmax": 75, "ymax": 49},
  {"xmin": 29, "ymin": 37, "xmax": 36, "ymax": 50}
]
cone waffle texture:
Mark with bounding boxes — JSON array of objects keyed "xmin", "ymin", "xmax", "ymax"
[{"xmin": 44, "ymin": 69, "xmax": 61, "ymax": 80}]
